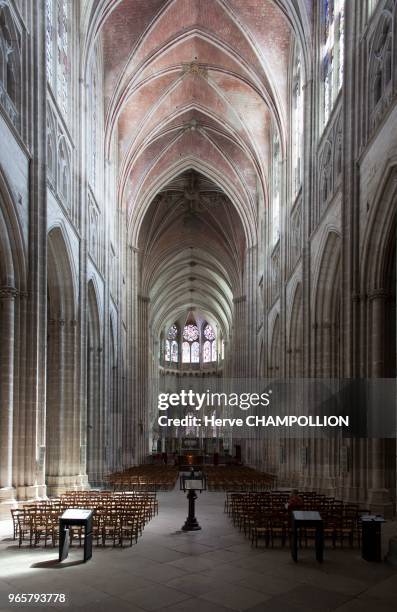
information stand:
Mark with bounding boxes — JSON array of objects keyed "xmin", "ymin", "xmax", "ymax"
[
  {"xmin": 361, "ymin": 515, "xmax": 385, "ymax": 562},
  {"xmin": 59, "ymin": 509, "xmax": 94, "ymax": 562},
  {"xmin": 180, "ymin": 472, "xmax": 207, "ymax": 531},
  {"xmin": 291, "ymin": 510, "xmax": 324, "ymax": 563}
]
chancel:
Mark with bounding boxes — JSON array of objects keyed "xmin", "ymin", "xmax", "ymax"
[{"xmin": 0, "ymin": 1, "xmax": 396, "ymax": 610}]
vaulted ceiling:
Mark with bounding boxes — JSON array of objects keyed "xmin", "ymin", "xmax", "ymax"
[{"xmin": 84, "ymin": 0, "xmax": 311, "ymax": 335}]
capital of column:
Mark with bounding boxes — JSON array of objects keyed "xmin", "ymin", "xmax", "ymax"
[
  {"xmin": 48, "ymin": 318, "xmax": 66, "ymax": 327},
  {"xmin": 49, "ymin": 318, "xmax": 78, "ymax": 327},
  {"xmin": 367, "ymin": 288, "xmax": 390, "ymax": 301},
  {"xmin": 0, "ymin": 285, "xmax": 18, "ymax": 300},
  {"xmin": 313, "ymin": 321, "xmax": 333, "ymax": 330}
]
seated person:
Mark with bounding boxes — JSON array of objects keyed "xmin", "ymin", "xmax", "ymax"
[{"xmin": 286, "ymin": 489, "xmax": 304, "ymax": 512}]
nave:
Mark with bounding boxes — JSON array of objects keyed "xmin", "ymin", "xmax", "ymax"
[{"xmin": 1, "ymin": 483, "xmax": 396, "ymax": 612}]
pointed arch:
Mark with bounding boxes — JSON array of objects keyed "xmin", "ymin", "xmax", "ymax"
[
  {"xmin": 0, "ymin": 167, "xmax": 26, "ymax": 493},
  {"xmin": 258, "ymin": 335, "xmax": 264, "ymax": 378},
  {"xmin": 269, "ymin": 313, "xmax": 281, "ymax": 378},
  {"xmin": 361, "ymin": 160, "xmax": 397, "ymax": 377},
  {"xmin": 313, "ymin": 231, "xmax": 341, "ymax": 377},
  {"xmin": 0, "ymin": 166, "xmax": 27, "ymax": 288},
  {"xmin": 46, "ymin": 226, "xmax": 78, "ymax": 493},
  {"xmin": 288, "ymin": 282, "xmax": 303, "ymax": 377},
  {"xmin": 86, "ymin": 278, "xmax": 103, "ymax": 484},
  {"xmin": 108, "ymin": 312, "xmax": 119, "ymax": 471},
  {"xmin": 47, "ymin": 226, "xmax": 76, "ymax": 319},
  {"xmin": 57, "ymin": 137, "xmax": 71, "ymax": 210}
]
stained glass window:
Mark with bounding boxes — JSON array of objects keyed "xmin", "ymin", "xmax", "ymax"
[
  {"xmin": 46, "ymin": 0, "xmax": 53, "ymax": 84},
  {"xmin": 203, "ymin": 340, "xmax": 211, "ymax": 363},
  {"xmin": 191, "ymin": 341, "xmax": 200, "ymax": 363},
  {"xmin": 272, "ymin": 133, "xmax": 280, "ymax": 245},
  {"xmin": 183, "ymin": 324, "xmax": 199, "ymax": 342},
  {"xmin": 368, "ymin": 0, "xmax": 379, "ymax": 18},
  {"xmin": 90, "ymin": 68, "xmax": 97, "ymax": 187},
  {"xmin": 165, "ymin": 340, "xmax": 171, "ymax": 361},
  {"xmin": 182, "ymin": 341, "xmax": 190, "ymax": 363},
  {"xmin": 292, "ymin": 42, "xmax": 303, "ymax": 198},
  {"xmin": 171, "ymin": 340, "xmax": 178, "ymax": 362},
  {"xmin": 46, "ymin": 1, "xmax": 70, "ymax": 118},
  {"xmin": 211, "ymin": 342, "xmax": 217, "ymax": 362},
  {"xmin": 203, "ymin": 323, "xmax": 216, "ymax": 362},
  {"xmin": 167, "ymin": 325, "xmax": 178, "ymax": 340},
  {"xmin": 204, "ymin": 324, "xmax": 215, "ymax": 341},
  {"xmin": 338, "ymin": 3, "xmax": 344, "ymax": 89},
  {"xmin": 322, "ymin": 0, "xmax": 344, "ymax": 128},
  {"xmin": 57, "ymin": 0, "xmax": 69, "ymax": 116}
]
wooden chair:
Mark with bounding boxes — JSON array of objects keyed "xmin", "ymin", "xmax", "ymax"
[
  {"xmin": 269, "ymin": 513, "xmax": 288, "ymax": 548},
  {"xmin": 11, "ymin": 508, "xmax": 24, "ymax": 540},
  {"xmin": 119, "ymin": 512, "xmax": 140, "ymax": 546},
  {"xmin": 102, "ymin": 511, "xmax": 119, "ymax": 546}
]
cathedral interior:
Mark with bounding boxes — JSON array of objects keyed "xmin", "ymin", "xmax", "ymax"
[{"xmin": 0, "ymin": 1, "xmax": 397, "ymax": 609}]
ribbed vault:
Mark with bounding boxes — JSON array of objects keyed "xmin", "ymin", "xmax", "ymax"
[
  {"xmin": 82, "ymin": 0, "xmax": 311, "ymax": 246},
  {"xmin": 82, "ymin": 0, "xmax": 310, "ymax": 373},
  {"xmin": 138, "ymin": 170, "xmax": 245, "ymax": 337}
]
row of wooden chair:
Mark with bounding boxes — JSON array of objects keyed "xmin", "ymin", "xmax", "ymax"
[
  {"xmin": 203, "ymin": 466, "xmax": 275, "ymax": 491},
  {"xmin": 106, "ymin": 465, "xmax": 178, "ymax": 491},
  {"xmin": 226, "ymin": 491, "xmax": 371, "ymax": 550},
  {"xmin": 11, "ymin": 491, "xmax": 158, "ymax": 548}
]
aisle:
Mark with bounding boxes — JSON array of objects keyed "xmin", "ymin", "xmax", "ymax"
[{"xmin": 0, "ymin": 489, "xmax": 396, "ymax": 611}]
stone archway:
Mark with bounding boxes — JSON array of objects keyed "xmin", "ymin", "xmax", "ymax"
[
  {"xmin": 86, "ymin": 280, "xmax": 102, "ymax": 484},
  {"xmin": 0, "ymin": 183, "xmax": 25, "ymax": 501},
  {"xmin": 360, "ymin": 164, "xmax": 397, "ymax": 514},
  {"xmin": 312, "ymin": 231, "xmax": 341, "ymax": 378},
  {"xmin": 108, "ymin": 316, "xmax": 120, "ymax": 473},
  {"xmin": 46, "ymin": 227, "xmax": 79, "ymax": 494},
  {"xmin": 269, "ymin": 314, "xmax": 280, "ymax": 378},
  {"xmin": 288, "ymin": 283, "xmax": 303, "ymax": 378}
]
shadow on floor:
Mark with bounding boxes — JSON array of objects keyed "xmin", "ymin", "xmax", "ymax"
[{"xmin": 31, "ymin": 558, "xmax": 85, "ymax": 569}]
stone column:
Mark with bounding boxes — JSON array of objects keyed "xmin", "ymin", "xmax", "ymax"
[
  {"xmin": 368, "ymin": 289, "xmax": 388, "ymax": 377},
  {"xmin": 137, "ymin": 295, "xmax": 150, "ymax": 463},
  {"xmin": 321, "ymin": 321, "xmax": 333, "ymax": 378},
  {"xmin": 367, "ymin": 289, "xmax": 394, "ymax": 515},
  {"xmin": 96, "ymin": 346, "xmax": 104, "ymax": 483},
  {"xmin": 46, "ymin": 318, "xmax": 65, "ymax": 494},
  {"xmin": 21, "ymin": 0, "xmax": 48, "ymax": 502},
  {"xmin": 232, "ymin": 296, "xmax": 246, "ymax": 377},
  {"xmin": 126, "ymin": 246, "xmax": 139, "ymax": 466},
  {"xmin": 0, "ymin": 286, "xmax": 17, "ymax": 501}
]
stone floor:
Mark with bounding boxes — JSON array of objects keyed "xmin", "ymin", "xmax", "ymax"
[{"xmin": 0, "ymin": 489, "xmax": 397, "ymax": 612}]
